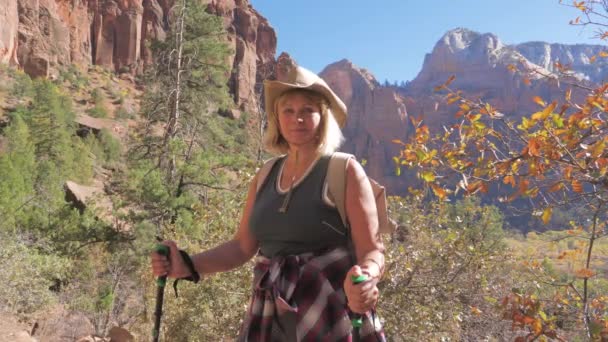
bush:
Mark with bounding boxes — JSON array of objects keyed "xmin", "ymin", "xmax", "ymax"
[{"xmin": 0, "ymin": 230, "xmax": 70, "ymax": 315}]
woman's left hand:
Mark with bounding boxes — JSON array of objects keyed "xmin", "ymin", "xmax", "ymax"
[{"xmin": 343, "ymin": 265, "xmax": 379, "ymax": 314}]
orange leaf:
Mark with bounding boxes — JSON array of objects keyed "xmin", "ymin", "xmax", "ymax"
[
  {"xmin": 548, "ymin": 182, "xmax": 563, "ymax": 192},
  {"xmin": 445, "ymin": 74, "xmax": 456, "ymax": 87},
  {"xmin": 479, "ymin": 181, "xmax": 488, "ymax": 193},
  {"xmin": 503, "ymin": 175, "xmax": 516, "ymax": 187},
  {"xmin": 566, "ymin": 88, "xmax": 572, "ymax": 101},
  {"xmin": 519, "ymin": 179, "xmax": 529, "ymax": 194},
  {"xmin": 575, "ymin": 268, "xmax": 596, "ymax": 279},
  {"xmin": 572, "ymin": 179, "xmax": 583, "ymax": 193},
  {"xmin": 590, "ymin": 55, "xmax": 597, "ymax": 63},
  {"xmin": 430, "ymin": 183, "xmax": 447, "ymax": 200},
  {"xmin": 523, "ymin": 78, "xmax": 531, "ymax": 86},
  {"xmin": 528, "ymin": 138, "xmax": 541, "ymax": 157},
  {"xmin": 565, "ymin": 166, "xmax": 573, "ymax": 180},
  {"xmin": 533, "ymin": 96, "xmax": 546, "ymax": 107},
  {"xmin": 533, "ymin": 319, "xmax": 543, "ymax": 334},
  {"xmin": 575, "ymin": 1, "xmax": 587, "ymax": 11},
  {"xmin": 600, "ymin": 51, "xmax": 608, "ymax": 58}
]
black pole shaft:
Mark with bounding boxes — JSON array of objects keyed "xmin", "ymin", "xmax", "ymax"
[{"xmin": 153, "ymin": 245, "xmax": 169, "ymax": 342}]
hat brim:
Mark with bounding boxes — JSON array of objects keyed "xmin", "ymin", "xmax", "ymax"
[{"xmin": 264, "ymin": 80, "xmax": 347, "ymax": 128}]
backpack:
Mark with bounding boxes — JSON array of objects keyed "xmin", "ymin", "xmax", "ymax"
[{"xmin": 255, "ymin": 152, "xmax": 396, "ymax": 235}]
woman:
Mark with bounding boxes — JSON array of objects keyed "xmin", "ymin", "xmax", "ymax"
[{"xmin": 151, "ymin": 65, "xmax": 386, "ymax": 341}]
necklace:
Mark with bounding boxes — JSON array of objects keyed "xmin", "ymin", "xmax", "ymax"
[{"xmin": 278, "ymin": 151, "xmax": 298, "ymax": 213}]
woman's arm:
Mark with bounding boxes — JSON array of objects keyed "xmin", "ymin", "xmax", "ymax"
[
  {"xmin": 151, "ymin": 176, "xmax": 260, "ymax": 278},
  {"xmin": 345, "ymin": 158, "xmax": 385, "ymax": 277},
  {"xmin": 342, "ymin": 158, "xmax": 385, "ymax": 313}
]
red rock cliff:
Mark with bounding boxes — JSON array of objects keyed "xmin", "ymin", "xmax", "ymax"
[{"xmin": 1, "ymin": 0, "xmax": 276, "ymax": 113}]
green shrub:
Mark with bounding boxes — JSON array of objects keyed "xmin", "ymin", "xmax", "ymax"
[{"xmin": 0, "ymin": 230, "xmax": 70, "ymax": 314}]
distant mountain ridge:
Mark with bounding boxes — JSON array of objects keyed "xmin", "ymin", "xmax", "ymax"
[{"xmin": 321, "ymin": 28, "xmax": 608, "ymax": 194}]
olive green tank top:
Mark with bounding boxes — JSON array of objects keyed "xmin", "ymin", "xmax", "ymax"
[{"xmin": 249, "ymin": 156, "xmax": 349, "ymax": 257}]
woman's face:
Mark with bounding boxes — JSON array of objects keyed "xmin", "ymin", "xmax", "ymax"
[{"xmin": 277, "ymin": 92, "xmax": 322, "ymax": 150}]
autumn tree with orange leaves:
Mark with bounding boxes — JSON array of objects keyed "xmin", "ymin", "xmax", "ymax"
[{"xmin": 395, "ymin": 1, "xmax": 608, "ymax": 340}]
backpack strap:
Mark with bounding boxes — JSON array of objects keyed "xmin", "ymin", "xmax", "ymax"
[
  {"xmin": 326, "ymin": 152, "xmax": 354, "ymax": 228},
  {"xmin": 255, "ymin": 156, "xmax": 283, "ymax": 194},
  {"xmin": 326, "ymin": 152, "xmax": 396, "ymax": 235}
]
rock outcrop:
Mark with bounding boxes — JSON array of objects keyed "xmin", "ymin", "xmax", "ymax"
[
  {"xmin": 3, "ymin": 0, "xmax": 276, "ymax": 113},
  {"xmin": 320, "ymin": 59, "xmax": 410, "ymax": 193},
  {"xmin": 0, "ymin": 0, "xmax": 19, "ymax": 66},
  {"xmin": 207, "ymin": 0, "xmax": 276, "ymax": 113},
  {"xmin": 515, "ymin": 41, "xmax": 608, "ymax": 83}
]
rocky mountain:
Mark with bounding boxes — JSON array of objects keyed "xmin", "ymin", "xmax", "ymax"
[
  {"xmin": 320, "ymin": 60, "xmax": 410, "ymax": 192},
  {"xmin": 3, "ymin": 1, "xmax": 608, "ymax": 196},
  {"xmin": 515, "ymin": 41, "xmax": 608, "ymax": 83}
]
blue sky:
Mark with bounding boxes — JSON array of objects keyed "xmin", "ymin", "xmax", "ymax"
[{"xmin": 249, "ymin": 1, "xmax": 601, "ymax": 83}]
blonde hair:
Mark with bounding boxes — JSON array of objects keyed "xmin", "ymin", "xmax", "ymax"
[{"xmin": 263, "ymin": 89, "xmax": 344, "ymax": 156}]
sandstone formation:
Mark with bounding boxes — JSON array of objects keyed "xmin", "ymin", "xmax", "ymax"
[
  {"xmin": 207, "ymin": 0, "xmax": 276, "ymax": 113},
  {"xmin": 2, "ymin": 0, "xmax": 276, "ymax": 114},
  {"xmin": 0, "ymin": 0, "xmax": 19, "ymax": 66},
  {"xmin": 320, "ymin": 59, "xmax": 410, "ymax": 193}
]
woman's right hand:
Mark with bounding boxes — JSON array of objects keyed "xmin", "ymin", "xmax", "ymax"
[{"xmin": 150, "ymin": 240, "xmax": 192, "ymax": 279}]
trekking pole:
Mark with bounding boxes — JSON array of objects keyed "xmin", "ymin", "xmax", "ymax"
[
  {"xmin": 351, "ymin": 274, "xmax": 368, "ymax": 341},
  {"xmin": 153, "ymin": 244, "xmax": 170, "ymax": 342}
]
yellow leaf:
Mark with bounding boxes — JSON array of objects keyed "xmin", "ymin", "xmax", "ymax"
[
  {"xmin": 592, "ymin": 141, "xmax": 605, "ymax": 158},
  {"xmin": 420, "ymin": 171, "xmax": 436, "ymax": 182},
  {"xmin": 447, "ymin": 96, "xmax": 460, "ymax": 105},
  {"xmin": 533, "ymin": 96, "xmax": 546, "ymax": 107},
  {"xmin": 531, "ymin": 101, "xmax": 556, "ymax": 121},
  {"xmin": 542, "ymin": 207, "xmax": 552, "ymax": 224},
  {"xmin": 600, "ymin": 51, "xmax": 608, "ymax": 58}
]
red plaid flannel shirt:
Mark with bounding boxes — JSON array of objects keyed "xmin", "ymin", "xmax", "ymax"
[{"xmin": 238, "ymin": 247, "xmax": 386, "ymax": 341}]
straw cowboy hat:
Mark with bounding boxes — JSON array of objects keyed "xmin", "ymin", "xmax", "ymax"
[{"xmin": 264, "ymin": 65, "xmax": 347, "ymax": 127}]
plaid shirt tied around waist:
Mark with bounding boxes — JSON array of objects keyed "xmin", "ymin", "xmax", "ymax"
[{"xmin": 238, "ymin": 247, "xmax": 386, "ymax": 342}]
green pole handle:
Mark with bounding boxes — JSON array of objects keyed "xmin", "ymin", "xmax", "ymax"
[
  {"xmin": 155, "ymin": 245, "xmax": 170, "ymax": 287},
  {"xmin": 351, "ymin": 274, "xmax": 368, "ymax": 328}
]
